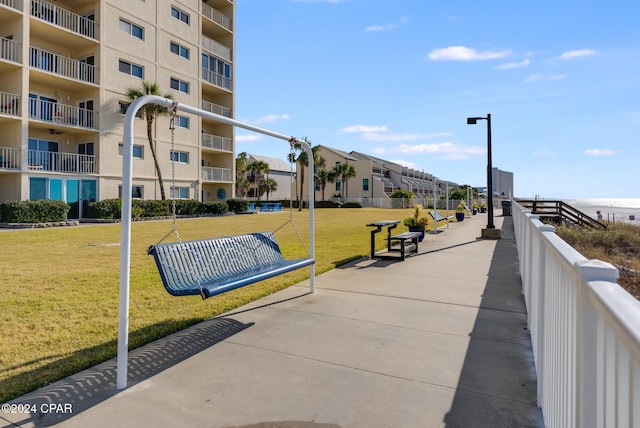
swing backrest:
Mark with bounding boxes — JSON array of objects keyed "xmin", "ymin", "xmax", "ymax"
[{"xmin": 148, "ymin": 232, "xmax": 314, "ymax": 299}]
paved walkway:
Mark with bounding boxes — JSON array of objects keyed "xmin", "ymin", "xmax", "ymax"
[{"xmin": 2, "ymin": 214, "xmax": 544, "ymax": 428}]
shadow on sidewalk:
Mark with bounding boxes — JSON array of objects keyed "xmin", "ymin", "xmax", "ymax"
[
  {"xmin": 443, "ymin": 217, "xmax": 544, "ymax": 427},
  {"xmin": 3, "ymin": 317, "xmax": 253, "ymax": 427}
]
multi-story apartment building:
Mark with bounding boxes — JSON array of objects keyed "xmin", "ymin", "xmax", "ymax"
[{"xmin": 0, "ymin": 0, "xmax": 234, "ymax": 218}]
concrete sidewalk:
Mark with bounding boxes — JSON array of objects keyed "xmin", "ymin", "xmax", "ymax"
[{"xmin": 2, "ymin": 214, "xmax": 544, "ymax": 428}]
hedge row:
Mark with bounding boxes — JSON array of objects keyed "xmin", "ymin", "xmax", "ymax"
[{"xmin": 0, "ymin": 200, "xmax": 70, "ymax": 223}]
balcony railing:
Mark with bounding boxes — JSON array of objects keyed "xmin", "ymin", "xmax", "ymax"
[
  {"xmin": 202, "ymin": 2, "xmax": 232, "ymax": 31},
  {"xmin": 30, "ymin": 46, "xmax": 96, "ymax": 84},
  {"xmin": 28, "ymin": 150, "xmax": 95, "ymax": 174},
  {"xmin": 202, "ymin": 100, "xmax": 231, "ymax": 118},
  {"xmin": 513, "ymin": 201, "xmax": 640, "ymax": 427},
  {"xmin": 29, "ymin": 98, "xmax": 98, "ymax": 130},
  {"xmin": 0, "ymin": 0, "xmax": 21, "ymax": 11},
  {"xmin": 0, "ymin": 146, "xmax": 19, "ymax": 170},
  {"xmin": 0, "ymin": 91, "xmax": 20, "ymax": 116},
  {"xmin": 0, "ymin": 36, "xmax": 21, "ymax": 63},
  {"xmin": 202, "ymin": 166, "xmax": 232, "ymax": 182},
  {"xmin": 31, "ymin": 0, "xmax": 97, "ymax": 40},
  {"xmin": 201, "ymin": 35, "xmax": 232, "ymax": 62},
  {"xmin": 202, "ymin": 132, "xmax": 232, "ymax": 152},
  {"xmin": 202, "ymin": 67, "xmax": 232, "ymax": 91}
]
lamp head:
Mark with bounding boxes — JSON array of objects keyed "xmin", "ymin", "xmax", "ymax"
[{"xmin": 467, "ymin": 117, "xmax": 477, "ymax": 125}]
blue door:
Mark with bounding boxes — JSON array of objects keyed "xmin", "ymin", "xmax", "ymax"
[
  {"xmin": 66, "ymin": 179, "xmax": 80, "ymax": 219},
  {"xmin": 81, "ymin": 180, "xmax": 96, "ymax": 218}
]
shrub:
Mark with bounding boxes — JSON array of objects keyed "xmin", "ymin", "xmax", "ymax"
[
  {"xmin": 226, "ymin": 198, "xmax": 249, "ymax": 213},
  {"xmin": 0, "ymin": 200, "xmax": 70, "ymax": 223},
  {"xmin": 340, "ymin": 202, "xmax": 362, "ymax": 208},
  {"xmin": 138, "ymin": 200, "xmax": 171, "ymax": 218},
  {"xmin": 202, "ymin": 201, "xmax": 228, "ymax": 215},
  {"xmin": 173, "ymin": 199, "xmax": 202, "ymax": 216},
  {"xmin": 87, "ymin": 199, "xmax": 122, "ymax": 219}
]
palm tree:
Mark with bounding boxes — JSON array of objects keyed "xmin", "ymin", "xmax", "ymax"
[
  {"xmin": 260, "ymin": 177, "xmax": 278, "ymax": 201},
  {"xmin": 247, "ymin": 160, "xmax": 269, "ymax": 202},
  {"xmin": 316, "ymin": 168, "xmax": 335, "ymax": 202},
  {"xmin": 332, "ymin": 162, "xmax": 357, "ymax": 203},
  {"xmin": 288, "ymin": 138, "xmax": 322, "ymax": 211},
  {"xmin": 235, "ymin": 152, "xmax": 250, "ymax": 197},
  {"xmin": 126, "ymin": 81, "xmax": 173, "ymax": 200}
]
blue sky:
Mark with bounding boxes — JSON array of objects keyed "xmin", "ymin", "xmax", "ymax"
[{"xmin": 234, "ymin": 0, "xmax": 640, "ymax": 199}]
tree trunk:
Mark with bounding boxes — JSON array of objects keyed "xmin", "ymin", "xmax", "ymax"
[
  {"xmin": 298, "ymin": 165, "xmax": 305, "ymax": 211},
  {"xmin": 147, "ymin": 117, "xmax": 166, "ymax": 200}
]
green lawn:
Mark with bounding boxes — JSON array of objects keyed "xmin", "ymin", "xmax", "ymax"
[{"xmin": 0, "ymin": 207, "xmax": 452, "ymax": 402}]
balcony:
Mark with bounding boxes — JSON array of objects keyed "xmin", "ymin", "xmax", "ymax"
[
  {"xmin": 202, "ymin": 166, "xmax": 232, "ymax": 182},
  {"xmin": 202, "ymin": 100, "xmax": 231, "ymax": 118},
  {"xmin": 0, "ymin": 91, "xmax": 20, "ymax": 116},
  {"xmin": 0, "ymin": 0, "xmax": 21, "ymax": 11},
  {"xmin": 30, "ymin": 46, "xmax": 97, "ymax": 84},
  {"xmin": 29, "ymin": 98, "xmax": 98, "ymax": 130},
  {"xmin": 30, "ymin": 0, "xmax": 98, "ymax": 40},
  {"xmin": 202, "ymin": 67, "xmax": 232, "ymax": 91},
  {"xmin": 201, "ymin": 35, "xmax": 232, "ymax": 62},
  {"xmin": 0, "ymin": 146, "xmax": 19, "ymax": 170},
  {"xmin": 202, "ymin": 132, "xmax": 232, "ymax": 152},
  {"xmin": 202, "ymin": 2, "xmax": 232, "ymax": 32},
  {"xmin": 0, "ymin": 36, "xmax": 21, "ymax": 64},
  {"xmin": 28, "ymin": 150, "xmax": 95, "ymax": 174}
]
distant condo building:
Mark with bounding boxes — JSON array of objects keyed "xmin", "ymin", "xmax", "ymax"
[
  {"xmin": 0, "ymin": 0, "xmax": 235, "ymax": 217},
  {"xmin": 493, "ymin": 167, "xmax": 513, "ymax": 199}
]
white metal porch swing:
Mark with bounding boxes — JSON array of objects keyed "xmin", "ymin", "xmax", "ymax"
[{"xmin": 117, "ymin": 95, "xmax": 316, "ymax": 390}]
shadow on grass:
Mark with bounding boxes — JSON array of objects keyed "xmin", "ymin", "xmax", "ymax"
[{"xmin": 1, "ymin": 317, "xmax": 253, "ymax": 427}]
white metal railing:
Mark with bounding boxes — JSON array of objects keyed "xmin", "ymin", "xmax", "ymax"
[
  {"xmin": 201, "ymin": 166, "xmax": 232, "ymax": 182},
  {"xmin": 0, "ymin": 146, "xmax": 19, "ymax": 169},
  {"xmin": 201, "ymin": 100, "xmax": 231, "ymax": 118},
  {"xmin": 202, "ymin": 132, "xmax": 232, "ymax": 152},
  {"xmin": 0, "ymin": 91, "xmax": 20, "ymax": 116},
  {"xmin": 31, "ymin": 0, "xmax": 97, "ymax": 40},
  {"xmin": 0, "ymin": 36, "xmax": 21, "ymax": 63},
  {"xmin": 513, "ymin": 200, "xmax": 640, "ymax": 428},
  {"xmin": 0, "ymin": 0, "xmax": 21, "ymax": 11},
  {"xmin": 28, "ymin": 98, "xmax": 98, "ymax": 129},
  {"xmin": 201, "ymin": 67, "xmax": 232, "ymax": 91},
  {"xmin": 28, "ymin": 150, "xmax": 95, "ymax": 174},
  {"xmin": 201, "ymin": 35, "xmax": 232, "ymax": 61},
  {"xmin": 202, "ymin": 2, "xmax": 232, "ymax": 31},
  {"xmin": 30, "ymin": 46, "xmax": 96, "ymax": 83}
]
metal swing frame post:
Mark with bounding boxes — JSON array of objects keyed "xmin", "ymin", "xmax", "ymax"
[{"xmin": 117, "ymin": 95, "xmax": 316, "ymax": 390}]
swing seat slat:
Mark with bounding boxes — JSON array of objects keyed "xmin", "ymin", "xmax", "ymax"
[{"xmin": 148, "ymin": 232, "xmax": 314, "ymax": 299}]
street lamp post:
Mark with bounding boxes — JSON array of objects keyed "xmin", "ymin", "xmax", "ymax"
[{"xmin": 467, "ymin": 114, "xmax": 500, "ymax": 239}]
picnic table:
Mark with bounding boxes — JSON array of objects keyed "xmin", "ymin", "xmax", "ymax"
[
  {"xmin": 260, "ymin": 202, "xmax": 282, "ymax": 212},
  {"xmin": 366, "ymin": 220, "xmax": 399, "ymax": 259}
]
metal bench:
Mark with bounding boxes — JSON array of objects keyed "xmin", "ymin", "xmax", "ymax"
[
  {"xmin": 429, "ymin": 211, "xmax": 455, "ymax": 222},
  {"xmin": 388, "ymin": 231, "xmax": 422, "ymax": 261},
  {"xmin": 148, "ymin": 232, "xmax": 314, "ymax": 299}
]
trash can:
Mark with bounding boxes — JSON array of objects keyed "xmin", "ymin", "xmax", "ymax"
[{"xmin": 501, "ymin": 200, "xmax": 512, "ymax": 216}]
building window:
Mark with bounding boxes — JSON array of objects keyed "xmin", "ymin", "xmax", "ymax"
[
  {"xmin": 170, "ymin": 41, "xmax": 189, "ymax": 59},
  {"xmin": 363, "ymin": 178, "xmax": 369, "ymax": 191},
  {"xmin": 170, "ymin": 77, "xmax": 189, "ymax": 93},
  {"xmin": 78, "ymin": 142, "xmax": 94, "ymax": 155},
  {"xmin": 175, "ymin": 115, "xmax": 189, "ymax": 128},
  {"xmin": 171, "ymin": 6, "xmax": 190, "ymax": 25},
  {"xmin": 170, "ymin": 150, "xmax": 189, "ymax": 163},
  {"xmin": 118, "ymin": 144, "xmax": 144, "ymax": 159},
  {"xmin": 119, "ymin": 18, "xmax": 144, "ymax": 40},
  {"xmin": 119, "ymin": 185, "xmax": 143, "ymax": 199},
  {"xmin": 170, "ymin": 186, "xmax": 189, "ymax": 199},
  {"xmin": 201, "ymin": 53, "xmax": 232, "ymax": 90},
  {"xmin": 118, "ymin": 101, "xmax": 143, "ymax": 118},
  {"xmin": 119, "ymin": 60, "xmax": 143, "ymax": 78},
  {"xmin": 335, "ymin": 181, "xmax": 342, "ymax": 192}
]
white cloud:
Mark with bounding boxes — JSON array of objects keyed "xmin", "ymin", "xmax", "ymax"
[
  {"xmin": 428, "ymin": 46, "xmax": 511, "ymax": 61},
  {"xmin": 362, "ymin": 132, "xmax": 452, "ymax": 142},
  {"xmin": 236, "ymin": 134, "xmax": 262, "ymax": 142},
  {"xmin": 556, "ymin": 49, "xmax": 597, "ymax": 60},
  {"xmin": 372, "ymin": 142, "xmax": 485, "ymax": 160},
  {"xmin": 584, "ymin": 148, "xmax": 617, "ymax": 156},
  {"xmin": 391, "ymin": 160, "xmax": 418, "ymax": 169},
  {"xmin": 341, "ymin": 124, "xmax": 388, "ymax": 133},
  {"xmin": 524, "ymin": 73, "xmax": 566, "ymax": 83},
  {"xmin": 364, "ymin": 16, "xmax": 410, "ymax": 32},
  {"xmin": 254, "ymin": 113, "xmax": 291, "ymax": 124},
  {"xmin": 494, "ymin": 58, "xmax": 530, "ymax": 70}
]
